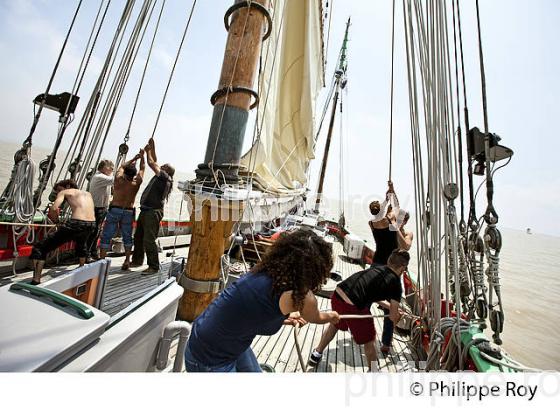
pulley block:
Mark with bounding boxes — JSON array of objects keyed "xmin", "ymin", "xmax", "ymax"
[
  {"xmin": 476, "ymin": 297, "xmax": 488, "ymax": 320},
  {"xmin": 484, "ymin": 226, "xmax": 502, "ymax": 251}
]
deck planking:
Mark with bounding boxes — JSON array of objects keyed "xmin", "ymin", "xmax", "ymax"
[
  {"xmin": 6, "ymin": 235, "xmax": 415, "ymax": 373},
  {"xmin": 250, "ymin": 241, "xmax": 415, "ymax": 373}
]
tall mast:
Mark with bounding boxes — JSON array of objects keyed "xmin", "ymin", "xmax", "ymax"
[
  {"xmin": 177, "ymin": 0, "xmax": 272, "ymax": 321},
  {"xmin": 314, "ymin": 17, "xmax": 350, "ymax": 213}
]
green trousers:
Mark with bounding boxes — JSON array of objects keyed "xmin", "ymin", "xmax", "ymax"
[{"xmin": 132, "ymin": 209, "xmax": 163, "ymax": 270}]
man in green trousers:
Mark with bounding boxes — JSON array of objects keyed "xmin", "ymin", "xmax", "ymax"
[{"xmin": 131, "ymin": 138, "xmax": 174, "ymax": 274}]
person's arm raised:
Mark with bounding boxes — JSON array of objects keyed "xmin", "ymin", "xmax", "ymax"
[
  {"xmin": 145, "ymin": 139, "xmax": 161, "ymax": 175},
  {"xmin": 137, "ymin": 148, "xmax": 146, "ymax": 180}
]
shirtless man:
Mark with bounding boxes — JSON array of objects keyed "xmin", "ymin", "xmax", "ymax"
[
  {"xmin": 30, "ymin": 179, "xmax": 96, "ymax": 285},
  {"xmin": 99, "ymin": 149, "xmax": 145, "ymax": 270}
]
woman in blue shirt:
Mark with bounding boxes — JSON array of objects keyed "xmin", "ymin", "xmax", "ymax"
[{"xmin": 184, "ymin": 230, "xmax": 340, "ymax": 372}]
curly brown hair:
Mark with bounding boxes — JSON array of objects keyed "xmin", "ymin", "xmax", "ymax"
[{"xmin": 251, "ymin": 229, "xmax": 333, "ymax": 310}]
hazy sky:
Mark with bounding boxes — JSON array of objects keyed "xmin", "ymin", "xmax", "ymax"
[{"xmin": 0, "ymin": 0, "xmax": 559, "ymax": 236}]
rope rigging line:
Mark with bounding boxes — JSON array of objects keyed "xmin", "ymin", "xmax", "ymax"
[
  {"xmin": 338, "ymin": 85, "xmax": 346, "ymax": 220},
  {"xmin": 323, "ymin": 0, "xmax": 335, "ymax": 70},
  {"xmin": 79, "ymin": 0, "xmax": 156, "ymax": 188},
  {"xmin": 87, "ymin": 0, "xmax": 158, "ymax": 176},
  {"xmin": 110, "ymin": 0, "xmax": 163, "ymax": 170},
  {"xmin": 32, "ymin": 0, "xmax": 117, "ymax": 215},
  {"xmin": 52, "ymin": 0, "xmax": 112, "ymax": 185},
  {"xmin": 388, "ymin": 0, "xmax": 396, "ymax": 183},
  {"xmin": 24, "ymin": 0, "xmax": 84, "ymax": 147},
  {"xmin": 150, "ymin": 0, "xmax": 198, "ymax": 140},
  {"xmin": 401, "ymin": 0, "xmax": 516, "ymax": 368},
  {"xmin": 402, "ymin": 0, "xmax": 470, "ymax": 369},
  {"xmin": 239, "ymin": 0, "xmax": 285, "ymax": 191},
  {"xmin": 451, "ymin": 0, "xmax": 465, "ymax": 228},
  {"xmin": 124, "ymin": 0, "xmax": 166, "ymax": 145},
  {"xmin": 52, "ymin": 0, "xmax": 137, "ymax": 191}
]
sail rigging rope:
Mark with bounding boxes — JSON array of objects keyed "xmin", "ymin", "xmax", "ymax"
[
  {"xmin": 31, "ymin": 0, "xmax": 112, "ymax": 214},
  {"xmin": 80, "ymin": 0, "xmax": 156, "ymax": 188},
  {"xmin": 124, "ymin": 0, "xmax": 167, "ymax": 145},
  {"xmin": 23, "ymin": 0, "xmax": 83, "ymax": 147},
  {"xmin": 323, "ymin": 0, "xmax": 335, "ymax": 70},
  {"xmin": 53, "ymin": 0, "xmax": 113, "ymax": 185},
  {"xmin": 149, "ymin": 0, "xmax": 198, "ymax": 140},
  {"xmin": 400, "ymin": 0, "xmax": 516, "ymax": 369},
  {"xmin": 54, "ymin": 0, "xmax": 137, "ymax": 188},
  {"xmin": 388, "ymin": 0, "xmax": 396, "ymax": 183}
]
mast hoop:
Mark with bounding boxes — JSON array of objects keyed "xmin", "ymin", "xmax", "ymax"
[
  {"xmin": 224, "ymin": 1, "xmax": 272, "ymax": 41},
  {"xmin": 210, "ymin": 85, "xmax": 260, "ymax": 110}
]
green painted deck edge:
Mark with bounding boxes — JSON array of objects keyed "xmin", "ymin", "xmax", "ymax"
[{"xmin": 460, "ymin": 326, "xmax": 516, "ymax": 373}]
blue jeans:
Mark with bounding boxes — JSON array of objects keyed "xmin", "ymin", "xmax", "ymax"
[
  {"xmin": 184, "ymin": 343, "xmax": 262, "ymax": 373},
  {"xmin": 381, "ymin": 307, "xmax": 394, "ymax": 347},
  {"xmin": 100, "ymin": 207, "xmax": 135, "ymax": 250}
]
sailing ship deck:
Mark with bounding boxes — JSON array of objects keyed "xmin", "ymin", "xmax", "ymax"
[
  {"xmin": 3, "ymin": 237, "xmax": 415, "ymax": 373},
  {"xmin": 251, "ymin": 240, "xmax": 415, "ymax": 373}
]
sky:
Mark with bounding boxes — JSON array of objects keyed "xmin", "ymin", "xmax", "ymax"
[{"xmin": 0, "ymin": 0, "xmax": 559, "ymax": 236}]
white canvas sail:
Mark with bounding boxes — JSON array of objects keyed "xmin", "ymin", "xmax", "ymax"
[{"xmin": 240, "ymin": 0, "xmax": 324, "ymax": 194}]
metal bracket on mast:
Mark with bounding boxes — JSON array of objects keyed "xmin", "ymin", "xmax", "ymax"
[
  {"xmin": 224, "ymin": 1, "xmax": 273, "ymax": 40},
  {"xmin": 180, "ymin": 276, "xmax": 222, "ymax": 294},
  {"xmin": 211, "ymin": 86, "xmax": 260, "ymax": 110}
]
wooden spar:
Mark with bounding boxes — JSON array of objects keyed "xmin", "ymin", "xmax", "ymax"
[
  {"xmin": 177, "ymin": 0, "xmax": 271, "ymax": 321},
  {"xmin": 314, "ymin": 18, "xmax": 351, "ymax": 213},
  {"xmin": 195, "ymin": 0, "xmax": 271, "ymax": 183},
  {"xmin": 314, "ymin": 84, "xmax": 340, "ymax": 213}
]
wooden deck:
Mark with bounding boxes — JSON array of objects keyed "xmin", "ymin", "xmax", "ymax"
[
  {"xmin": 100, "ymin": 266, "xmax": 174, "ymax": 316},
  {"xmin": 4, "ymin": 237, "xmax": 416, "ymax": 373},
  {"xmin": 250, "ymin": 241, "xmax": 415, "ymax": 373}
]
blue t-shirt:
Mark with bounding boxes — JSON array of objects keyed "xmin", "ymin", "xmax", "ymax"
[{"xmin": 188, "ymin": 272, "xmax": 287, "ymax": 366}]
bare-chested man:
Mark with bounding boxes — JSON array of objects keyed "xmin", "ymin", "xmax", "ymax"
[
  {"xmin": 30, "ymin": 179, "xmax": 96, "ymax": 285},
  {"xmin": 99, "ymin": 149, "xmax": 145, "ymax": 270}
]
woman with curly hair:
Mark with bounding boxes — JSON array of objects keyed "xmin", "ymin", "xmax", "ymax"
[{"xmin": 184, "ymin": 230, "xmax": 340, "ymax": 372}]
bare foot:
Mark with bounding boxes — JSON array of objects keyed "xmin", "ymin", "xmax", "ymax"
[{"xmin": 121, "ymin": 262, "xmax": 130, "ymax": 271}]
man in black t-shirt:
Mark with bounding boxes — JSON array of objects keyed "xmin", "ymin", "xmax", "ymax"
[
  {"xmin": 131, "ymin": 138, "xmax": 174, "ymax": 274},
  {"xmin": 308, "ymin": 249, "xmax": 410, "ymax": 370}
]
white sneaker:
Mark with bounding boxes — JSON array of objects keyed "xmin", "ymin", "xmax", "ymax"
[{"xmin": 308, "ymin": 349, "xmax": 323, "ymax": 366}]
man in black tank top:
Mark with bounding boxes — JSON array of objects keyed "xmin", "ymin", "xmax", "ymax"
[
  {"xmin": 131, "ymin": 138, "xmax": 174, "ymax": 273},
  {"xmin": 309, "ymin": 250, "xmax": 410, "ymax": 371}
]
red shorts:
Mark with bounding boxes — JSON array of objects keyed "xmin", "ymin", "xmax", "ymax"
[{"xmin": 331, "ymin": 291, "xmax": 376, "ymax": 345}]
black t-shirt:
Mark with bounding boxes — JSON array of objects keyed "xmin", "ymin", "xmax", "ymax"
[
  {"xmin": 140, "ymin": 170, "xmax": 172, "ymax": 211},
  {"xmin": 337, "ymin": 265, "xmax": 402, "ymax": 310}
]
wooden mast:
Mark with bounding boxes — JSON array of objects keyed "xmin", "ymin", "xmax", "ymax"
[
  {"xmin": 177, "ymin": 0, "xmax": 271, "ymax": 321},
  {"xmin": 314, "ymin": 18, "xmax": 350, "ymax": 213}
]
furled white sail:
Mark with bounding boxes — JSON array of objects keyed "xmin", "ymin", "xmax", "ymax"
[{"xmin": 240, "ymin": 0, "xmax": 324, "ymax": 194}]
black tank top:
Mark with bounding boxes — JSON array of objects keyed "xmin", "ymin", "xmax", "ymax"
[{"xmin": 371, "ymin": 225, "xmax": 398, "ymax": 265}]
